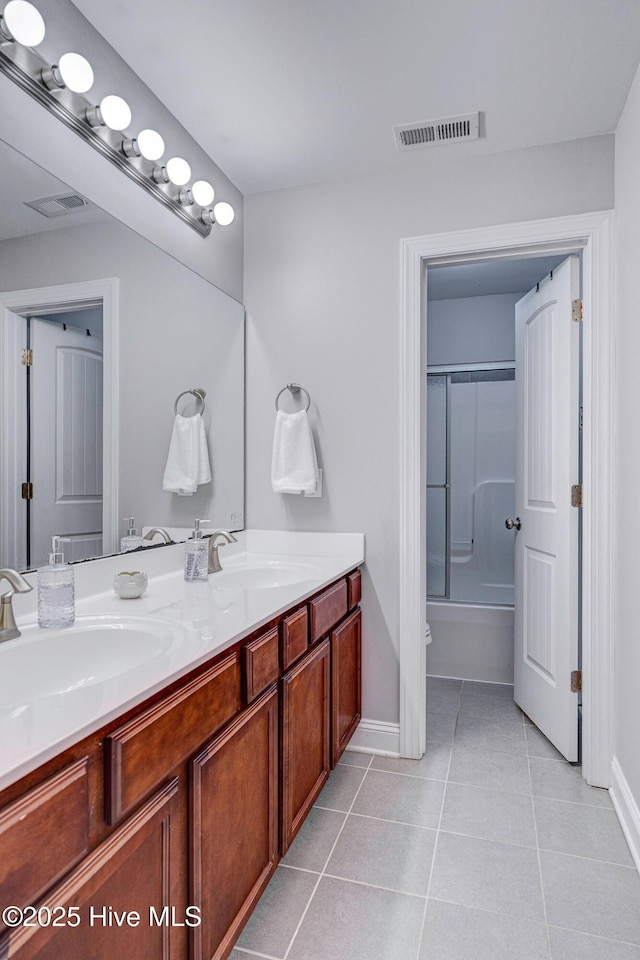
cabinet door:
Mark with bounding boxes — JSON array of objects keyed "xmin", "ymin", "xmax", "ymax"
[
  {"xmin": 331, "ymin": 608, "xmax": 362, "ymax": 767},
  {"xmin": 0, "ymin": 779, "xmax": 181, "ymax": 960},
  {"xmin": 191, "ymin": 686, "xmax": 279, "ymax": 960},
  {"xmin": 280, "ymin": 640, "xmax": 330, "ymax": 854}
]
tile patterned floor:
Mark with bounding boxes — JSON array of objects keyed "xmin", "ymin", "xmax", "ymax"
[{"xmin": 230, "ymin": 678, "xmax": 640, "ymax": 960}]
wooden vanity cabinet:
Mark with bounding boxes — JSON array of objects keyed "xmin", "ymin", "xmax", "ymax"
[
  {"xmin": 330, "ymin": 608, "xmax": 362, "ymax": 767},
  {"xmin": 280, "ymin": 639, "xmax": 331, "ymax": 854},
  {"xmin": 0, "ymin": 567, "xmax": 362, "ymax": 960},
  {"xmin": 191, "ymin": 686, "xmax": 278, "ymax": 960},
  {"xmin": 3, "ymin": 778, "xmax": 182, "ymax": 960}
]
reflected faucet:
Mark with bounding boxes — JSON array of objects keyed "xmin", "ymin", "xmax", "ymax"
[
  {"xmin": 208, "ymin": 530, "xmax": 238, "ymax": 574},
  {"xmin": 143, "ymin": 527, "xmax": 174, "ymax": 545},
  {"xmin": 0, "ymin": 568, "xmax": 34, "ymax": 642}
]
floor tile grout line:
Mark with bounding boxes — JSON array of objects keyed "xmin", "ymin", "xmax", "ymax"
[
  {"xmin": 231, "ymin": 947, "xmax": 283, "ymax": 960},
  {"xmin": 428, "ymin": 894, "xmax": 548, "ymax": 928},
  {"xmin": 526, "ymin": 736, "xmax": 553, "ymax": 960},
  {"xmin": 313, "ymin": 808, "xmax": 439, "ymax": 831},
  {"xmin": 282, "ymin": 757, "xmax": 372, "ymax": 960},
  {"xmin": 546, "ymin": 920, "xmax": 640, "ymax": 948},
  {"xmin": 319, "ymin": 871, "xmax": 428, "ymax": 900},
  {"xmin": 414, "ymin": 710, "xmax": 456, "ymax": 960}
]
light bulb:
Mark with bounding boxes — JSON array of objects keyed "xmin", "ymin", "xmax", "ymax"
[
  {"xmin": 58, "ymin": 53, "xmax": 93, "ymax": 93},
  {"xmin": 99, "ymin": 95, "xmax": 131, "ymax": 131},
  {"xmin": 191, "ymin": 180, "xmax": 214, "ymax": 206},
  {"xmin": 137, "ymin": 128, "xmax": 164, "ymax": 161},
  {"xmin": 213, "ymin": 201, "xmax": 235, "ymax": 226},
  {"xmin": 166, "ymin": 157, "xmax": 191, "ymax": 186},
  {"xmin": 1, "ymin": 0, "xmax": 45, "ymax": 45}
]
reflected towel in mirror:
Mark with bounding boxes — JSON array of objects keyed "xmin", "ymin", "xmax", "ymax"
[
  {"xmin": 163, "ymin": 415, "xmax": 212, "ymax": 495},
  {"xmin": 271, "ymin": 409, "xmax": 319, "ymax": 494}
]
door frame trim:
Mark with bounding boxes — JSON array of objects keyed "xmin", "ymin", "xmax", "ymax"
[
  {"xmin": 400, "ymin": 210, "xmax": 614, "ymax": 786},
  {"xmin": 0, "ymin": 277, "xmax": 120, "ymax": 563}
]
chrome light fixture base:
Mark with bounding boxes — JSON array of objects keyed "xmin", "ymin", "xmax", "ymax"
[{"xmin": 0, "ymin": 41, "xmax": 213, "ymax": 237}]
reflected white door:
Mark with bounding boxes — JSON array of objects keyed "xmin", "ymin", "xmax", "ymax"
[
  {"xmin": 30, "ymin": 317, "xmax": 104, "ymax": 568},
  {"xmin": 513, "ymin": 256, "xmax": 580, "ymax": 761}
]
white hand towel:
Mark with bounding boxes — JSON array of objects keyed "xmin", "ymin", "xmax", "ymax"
[
  {"xmin": 163, "ymin": 415, "xmax": 212, "ymax": 495},
  {"xmin": 271, "ymin": 409, "xmax": 319, "ymax": 494}
]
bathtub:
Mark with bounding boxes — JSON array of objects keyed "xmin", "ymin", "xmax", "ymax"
[{"xmin": 426, "ymin": 601, "xmax": 514, "ymax": 684}]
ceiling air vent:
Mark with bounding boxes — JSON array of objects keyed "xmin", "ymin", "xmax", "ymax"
[
  {"xmin": 24, "ymin": 192, "xmax": 92, "ymax": 218},
  {"xmin": 393, "ymin": 112, "xmax": 480, "ymax": 151}
]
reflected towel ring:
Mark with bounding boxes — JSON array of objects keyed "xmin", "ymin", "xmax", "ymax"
[
  {"xmin": 275, "ymin": 383, "xmax": 311, "ymax": 413},
  {"xmin": 174, "ymin": 388, "xmax": 206, "ymax": 417}
]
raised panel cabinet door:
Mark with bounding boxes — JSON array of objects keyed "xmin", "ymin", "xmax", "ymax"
[
  {"xmin": 0, "ymin": 758, "xmax": 89, "ymax": 936},
  {"xmin": 330, "ymin": 608, "xmax": 362, "ymax": 767},
  {"xmin": 191, "ymin": 686, "xmax": 279, "ymax": 960},
  {"xmin": 280, "ymin": 639, "xmax": 330, "ymax": 855},
  {"xmin": 0, "ymin": 779, "xmax": 182, "ymax": 960}
]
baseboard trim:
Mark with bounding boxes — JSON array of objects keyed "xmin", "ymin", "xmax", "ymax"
[
  {"xmin": 610, "ymin": 756, "xmax": 640, "ymax": 875},
  {"xmin": 345, "ymin": 719, "xmax": 400, "ymax": 757}
]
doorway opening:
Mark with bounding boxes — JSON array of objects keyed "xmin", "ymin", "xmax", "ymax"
[
  {"xmin": 424, "ymin": 253, "xmax": 582, "ymax": 759},
  {"xmin": 0, "ymin": 278, "xmax": 119, "ymax": 570},
  {"xmin": 399, "ymin": 211, "xmax": 614, "ymax": 788}
]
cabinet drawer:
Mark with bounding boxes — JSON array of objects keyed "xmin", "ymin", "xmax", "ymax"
[
  {"xmin": 0, "ymin": 758, "xmax": 89, "ymax": 929},
  {"xmin": 106, "ymin": 651, "xmax": 242, "ymax": 823},
  {"xmin": 281, "ymin": 607, "xmax": 309, "ymax": 669},
  {"xmin": 309, "ymin": 580, "xmax": 348, "ymax": 644},
  {"xmin": 347, "ymin": 569, "xmax": 362, "ymax": 610},
  {"xmin": 244, "ymin": 627, "xmax": 280, "ymax": 702}
]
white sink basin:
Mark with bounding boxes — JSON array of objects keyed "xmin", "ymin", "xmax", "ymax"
[
  {"xmin": 0, "ymin": 615, "xmax": 184, "ymax": 705},
  {"xmin": 211, "ymin": 560, "xmax": 321, "ymax": 590}
]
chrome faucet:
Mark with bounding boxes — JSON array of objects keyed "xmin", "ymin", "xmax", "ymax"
[
  {"xmin": 142, "ymin": 527, "xmax": 174, "ymax": 545},
  {"xmin": 208, "ymin": 530, "xmax": 238, "ymax": 574},
  {"xmin": 0, "ymin": 568, "xmax": 33, "ymax": 642}
]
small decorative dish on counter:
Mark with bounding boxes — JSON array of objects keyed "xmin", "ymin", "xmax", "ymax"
[{"xmin": 113, "ymin": 571, "xmax": 148, "ymax": 599}]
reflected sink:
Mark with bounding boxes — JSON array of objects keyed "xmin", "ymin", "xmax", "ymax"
[
  {"xmin": 0, "ymin": 615, "xmax": 184, "ymax": 705},
  {"xmin": 211, "ymin": 560, "xmax": 321, "ymax": 590}
]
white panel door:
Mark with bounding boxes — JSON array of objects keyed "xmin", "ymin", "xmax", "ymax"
[
  {"xmin": 30, "ymin": 317, "xmax": 103, "ymax": 568},
  {"xmin": 513, "ymin": 256, "xmax": 580, "ymax": 761}
]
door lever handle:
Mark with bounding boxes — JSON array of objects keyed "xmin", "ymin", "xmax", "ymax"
[{"xmin": 505, "ymin": 517, "xmax": 521, "ymax": 531}]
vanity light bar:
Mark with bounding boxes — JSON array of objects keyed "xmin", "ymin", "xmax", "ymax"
[{"xmin": 0, "ymin": 1, "xmax": 233, "ymax": 238}]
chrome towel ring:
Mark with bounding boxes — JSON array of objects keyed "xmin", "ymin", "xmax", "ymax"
[
  {"xmin": 275, "ymin": 382, "xmax": 311, "ymax": 412},
  {"xmin": 174, "ymin": 388, "xmax": 206, "ymax": 417}
]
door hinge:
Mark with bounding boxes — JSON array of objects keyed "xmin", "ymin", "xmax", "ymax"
[
  {"xmin": 571, "ymin": 669, "xmax": 582, "ymax": 693},
  {"xmin": 572, "ymin": 299, "xmax": 583, "ymax": 322},
  {"xmin": 21, "ymin": 482, "xmax": 33, "ymax": 500},
  {"xmin": 571, "ymin": 484, "xmax": 583, "ymax": 507},
  {"xmin": 21, "ymin": 348, "xmax": 33, "ymax": 366}
]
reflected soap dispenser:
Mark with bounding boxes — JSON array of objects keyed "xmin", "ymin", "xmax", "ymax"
[
  {"xmin": 184, "ymin": 519, "xmax": 211, "ymax": 583},
  {"xmin": 38, "ymin": 536, "xmax": 75, "ymax": 629},
  {"xmin": 121, "ymin": 517, "xmax": 145, "ymax": 553}
]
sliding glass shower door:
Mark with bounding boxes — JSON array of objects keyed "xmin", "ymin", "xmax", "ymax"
[{"xmin": 427, "ymin": 368, "xmax": 516, "ymax": 605}]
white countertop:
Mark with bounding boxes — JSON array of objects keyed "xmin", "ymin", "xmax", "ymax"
[{"xmin": 0, "ymin": 530, "xmax": 364, "ymax": 792}]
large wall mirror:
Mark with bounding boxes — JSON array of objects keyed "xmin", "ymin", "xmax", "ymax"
[{"xmin": 0, "ymin": 136, "xmax": 245, "ymax": 572}]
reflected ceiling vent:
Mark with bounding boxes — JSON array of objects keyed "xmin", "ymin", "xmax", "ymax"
[
  {"xmin": 24, "ymin": 192, "xmax": 92, "ymax": 218},
  {"xmin": 393, "ymin": 112, "xmax": 480, "ymax": 151}
]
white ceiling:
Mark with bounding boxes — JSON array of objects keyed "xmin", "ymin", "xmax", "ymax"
[
  {"xmin": 72, "ymin": 0, "xmax": 640, "ymax": 195},
  {"xmin": 427, "ymin": 255, "xmax": 567, "ymax": 300}
]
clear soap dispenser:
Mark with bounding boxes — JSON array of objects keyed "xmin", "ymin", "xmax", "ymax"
[
  {"xmin": 38, "ymin": 536, "xmax": 75, "ymax": 629},
  {"xmin": 121, "ymin": 517, "xmax": 145, "ymax": 553},
  {"xmin": 184, "ymin": 519, "xmax": 211, "ymax": 582}
]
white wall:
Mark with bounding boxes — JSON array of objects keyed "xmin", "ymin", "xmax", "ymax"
[
  {"xmin": 427, "ymin": 293, "xmax": 518, "ymax": 366},
  {"xmin": 613, "ymin": 61, "xmax": 640, "ymax": 854},
  {"xmin": 0, "ymin": 0, "xmax": 243, "ymax": 301},
  {"xmin": 244, "ymin": 134, "xmax": 614, "ymax": 727}
]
